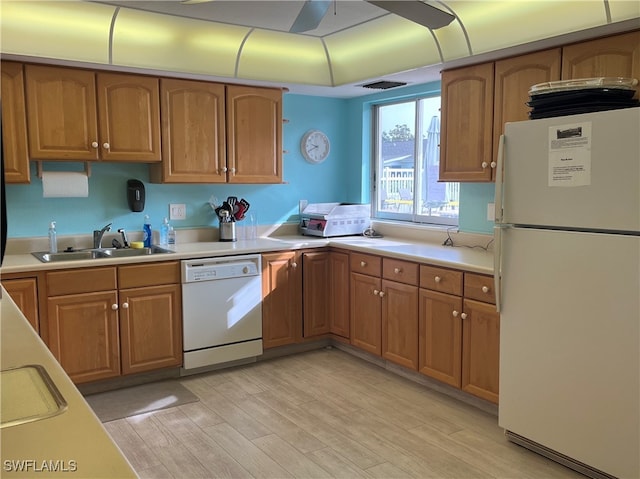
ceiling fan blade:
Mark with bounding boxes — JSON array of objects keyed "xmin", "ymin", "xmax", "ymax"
[
  {"xmin": 367, "ymin": 1, "xmax": 455, "ymax": 30},
  {"xmin": 289, "ymin": 0, "xmax": 332, "ymax": 33}
]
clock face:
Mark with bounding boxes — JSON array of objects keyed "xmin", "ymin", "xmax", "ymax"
[{"xmin": 301, "ymin": 130, "xmax": 330, "ymax": 164}]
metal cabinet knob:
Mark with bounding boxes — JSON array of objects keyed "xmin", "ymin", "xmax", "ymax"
[
  {"xmin": 461, "ymin": 312, "xmax": 468, "ymax": 320},
  {"xmin": 378, "ymin": 291, "xmax": 385, "ymax": 298},
  {"xmin": 394, "ymin": 268, "xmax": 401, "ymax": 274},
  {"xmin": 452, "ymin": 310, "xmax": 459, "ymax": 317},
  {"xmin": 482, "ymin": 286, "xmax": 489, "ymax": 293},
  {"xmin": 222, "ymin": 167, "xmax": 228, "ymax": 172},
  {"xmin": 490, "ymin": 161, "xmax": 497, "ymax": 169},
  {"xmin": 434, "ymin": 276, "xmax": 441, "ymax": 283},
  {"xmin": 103, "ymin": 142, "xmax": 110, "ymax": 149},
  {"xmin": 373, "ymin": 289, "xmax": 379, "ymax": 296},
  {"xmin": 111, "ymin": 304, "xmax": 118, "ymax": 311},
  {"xmin": 91, "ymin": 141, "xmax": 99, "ymax": 148},
  {"xmin": 291, "ymin": 262, "xmax": 298, "ymax": 268},
  {"xmin": 481, "ymin": 161, "xmax": 488, "ymax": 169},
  {"xmin": 230, "ymin": 168, "xmax": 236, "ymax": 174},
  {"xmin": 122, "ymin": 302, "xmax": 129, "ymax": 309},
  {"xmin": 360, "ymin": 261, "xmax": 366, "ymax": 267}
]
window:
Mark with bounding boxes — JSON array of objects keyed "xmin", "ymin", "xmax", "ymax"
[{"xmin": 373, "ymin": 97, "xmax": 459, "ymax": 226}]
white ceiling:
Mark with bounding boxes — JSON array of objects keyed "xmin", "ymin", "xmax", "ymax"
[{"xmin": 3, "ymin": 1, "xmax": 638, "ymax": 98}]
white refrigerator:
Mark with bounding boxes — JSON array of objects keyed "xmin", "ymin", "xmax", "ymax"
[{"xmin": 494, "ymin": 107, "xmax": 639, "ymax": 479}]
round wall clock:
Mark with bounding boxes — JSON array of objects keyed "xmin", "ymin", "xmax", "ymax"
[{"xmin": 301, "ymin": 129, "xmax": 330, "ymax": 164}]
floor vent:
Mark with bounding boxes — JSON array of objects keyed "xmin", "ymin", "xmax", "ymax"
[{"xmin": 361, "ymin": 80, "xmax": 407, "ymax": 90}]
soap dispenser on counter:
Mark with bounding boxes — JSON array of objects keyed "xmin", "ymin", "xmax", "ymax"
[{"xmin": 48, "ymin": 221, "xmax": 57, "ymax": 253}]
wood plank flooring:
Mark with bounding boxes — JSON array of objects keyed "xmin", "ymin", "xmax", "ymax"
[{"xmin": 104, "ymin": 348, "xmax": 584, "ymax": 479}]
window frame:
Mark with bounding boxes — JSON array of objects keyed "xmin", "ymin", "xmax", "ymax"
[{"xmin": 371, "ymin": 96, "xmax": 458, "ymax": 227}]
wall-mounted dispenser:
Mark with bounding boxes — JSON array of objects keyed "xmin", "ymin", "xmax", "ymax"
[{"xmin": 127, "ymin": 179, "xmax": 145, "ymax": 212}]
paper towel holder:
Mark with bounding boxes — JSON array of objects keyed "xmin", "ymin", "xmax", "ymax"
[{"xmin": 37, "ymin": 161, "xmax": 91, "ymax": 179}]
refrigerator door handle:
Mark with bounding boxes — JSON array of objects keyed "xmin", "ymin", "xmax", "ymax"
[
  {"xmin": 493, "ymin": 225, "xmax": 503, "ymax": 313},
  {"xmin": 494, "ymin": 134, "xmax": 505, "ymax": 224}
]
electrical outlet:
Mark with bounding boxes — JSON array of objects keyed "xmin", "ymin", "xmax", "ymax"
[
  {"xmin": 170, "ymin": 203, "xmax": 186, "ymax": 220},
  {"xmin": 487, "ymin": 203, "xmax": 495, "ymax": 221}
]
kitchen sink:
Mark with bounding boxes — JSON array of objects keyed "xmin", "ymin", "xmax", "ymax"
[{"xmin": 32, "ymin": 246, "xmax": 174, "ymax": 263}]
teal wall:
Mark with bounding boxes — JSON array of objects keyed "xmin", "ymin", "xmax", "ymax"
[{"xmin": 5, "ymin": 87, "xmax": 494, "ymax": 238}]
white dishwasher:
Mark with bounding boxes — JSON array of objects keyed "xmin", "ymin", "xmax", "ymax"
[{"xmin": 181, "ymin": 254, "xmax": 262, "ymax": 373}]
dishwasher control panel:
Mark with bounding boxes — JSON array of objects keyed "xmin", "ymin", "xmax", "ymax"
[{"xmin": 182, "ymin": 254, "xmax": 261, "ymax": 283}]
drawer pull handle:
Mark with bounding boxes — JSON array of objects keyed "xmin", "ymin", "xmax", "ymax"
[
  {"xmin": 461, "ymin": 312, "xmax": 468, "ymax": 320},
  {"xmin": 482, "ymin": 286, "xmax": 490, "ymax": 293},
  {"xmin": 360, "ymin": 261, "xmax": 366, "ymax": 267},
  {"xmin": 394, "ymin": 267, "xmax": 401, "ymax": 274},
  {"xmin": 434, "ymin": 276, "xmax": 441, "ymax": 283},
  {"xmin": 111, "ymin": 304, "xmax": 118, "ymax": 311}
]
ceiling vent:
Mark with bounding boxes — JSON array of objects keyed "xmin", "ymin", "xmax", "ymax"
[{"xmin": 361, "ymin": 80, "xmax": 408, "ymax": 90}]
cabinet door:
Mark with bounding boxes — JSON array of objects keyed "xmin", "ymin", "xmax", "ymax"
[
  {"xmin": 302, "ymin": 251, "xmax": 331, "ymax": 338},
  {"xmin": 262, "ymin": 251, "xmax": 302, "ymax": 348},
  {"xmin": 462, "ymin": 299, "xmax": 500, "ymax": 404},
  {"xmin": 329, "ymin": 251, "xmax": 350, "ymax": 338},
  {"xmin": 418, "ymin": 289, "xmax": 462, "ymax": 387},
  {"xmin": 47, "ymin": 291, "xmax": 120, "ymax": 384},
  {"xmin": 226, "ymin": 85, "xmax": 282, "ymax": 184},
  {"xmin": 1, "ymin": 61, "xmax": 30, "ymax": 183},
  {"xmin": 96, "ymin": 72, "xmax": 161, "ymax": 162},
  {"xmin": 119, "ymin": 284, "xmax": 182, "ymax": 375},
  {"xmin": 381, "ymin": 280, "xmax": 418, "ymax": 370},
  {"xmin": 152, "ymin": 78, "xmax": 226, "ymax": 183},
  {"xmin": 350, "ymin": 272, "xmax": 381, "ymax": 355},
  {"xmin": 25, "ymin": 65, "xmax": 99, "ymax": 160},
  {"xmin": 562, "ymin": 31, "xmax": 640, "ymax": 84},
  {"xmin": 440, "ymin": 63, "xmax": 494, "ymax": 182},
  {"xmin": 493, "ymin": 49, "xmax": 561, "ymax": 163},
  {"xmin": 2, "ymin": 277, "xmax": 39, "ymax": 332}
]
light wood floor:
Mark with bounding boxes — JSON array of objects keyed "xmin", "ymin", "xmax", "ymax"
[{"xmin": 104, "ymin": 348, "xmax": 584, "ymax": 479}]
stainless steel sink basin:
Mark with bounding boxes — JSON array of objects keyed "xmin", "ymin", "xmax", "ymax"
[{"xmin": 32, "ymin": 246, "xmax": 173, "ymax": 263}]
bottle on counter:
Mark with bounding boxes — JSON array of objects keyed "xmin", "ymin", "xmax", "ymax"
[
  {"xmin": 143, "ymin": 215, "xmax": 152, "ymax": 247},
  {"xmin": 168, "ymin": 225, "xmax": 176, "ymax": 247},
  {"xmin": 160, "ymin": 217, "xmax": 169, "ymax": 246},
  {"xmin": 48, "ymin": 221, "xmax": 57, "ymax": 253}
]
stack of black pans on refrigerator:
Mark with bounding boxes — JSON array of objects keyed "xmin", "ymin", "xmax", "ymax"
[{"xmin": 527, "ymin": 77, "xmax": 639, "ymax": 119}]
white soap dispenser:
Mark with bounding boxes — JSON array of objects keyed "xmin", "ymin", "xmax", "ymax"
[{"xmin": 48, "ymin": 221, "xmax": 58, "ymax": 253}]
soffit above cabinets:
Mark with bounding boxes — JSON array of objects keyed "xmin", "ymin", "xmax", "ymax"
[{"xmin": 1, "ymin": 1, "xmax": 638, "ymax": 98}]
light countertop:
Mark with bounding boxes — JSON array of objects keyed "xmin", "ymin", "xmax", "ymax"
[
  {"xmin": 1, "ymin": 234, "xmax": 493, "ymax": 275},
  {"xmin": 0, "ymin": 290, "xmax": 137, "ymax": 478}
]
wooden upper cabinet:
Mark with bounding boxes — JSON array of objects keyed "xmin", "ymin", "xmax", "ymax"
[
  {"xmin": 440, "ymin": 63, "xmax": 495, "ymax": 182},
  {"xmin": 562, "ymin": 31, "xmax": 640, "ymax": 83},
  {"xmin": 25, "ymin": 65, "xmax": 160, "ymax": 161},
  {"xmin": 493, "ymin": 49, "xmax": 562, "ymax": 162},
  {"xmin": 26, "ymin": 65, "xmax": 99, "ymax": 160},
  {"xmin": 1, "ymin": 61, "xmax": 30, "ymax": 183},
  {"xmin": 151, "ymin": 78, "xmax": 226, "ymax": 183},
  {"xmin": 96, "ymin": 72, "xmax": 161, "ymax": 162},
  {"xmin": 226, "ymin": 85, "xmax": 282, "ymax": 184}
]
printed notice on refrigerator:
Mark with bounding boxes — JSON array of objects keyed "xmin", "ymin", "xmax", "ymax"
[{"xmin": 548, "ymin": 121, "xmax": 591, "ymax": 187}]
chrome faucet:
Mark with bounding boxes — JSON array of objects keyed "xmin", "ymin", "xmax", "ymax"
[
  {"xmin": 117, "ymin": 228, "xmax": 130, "ymax": 248},
  {"xmin": 93, "ymin": 223, "xmax": 112, "ymax": 249}
]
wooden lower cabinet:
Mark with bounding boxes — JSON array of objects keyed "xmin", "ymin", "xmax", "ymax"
[
  {"xmin": 350, "ymin": 272, "xmax": 382, "ymax": 355},
  {"xmin": 47, "ymin": 290, "xmax": 121, "ymax": 384},
  {"xmin": 44, "ymin": 262, "xmax": 182, "ymax": 384},
  {"xmin": 302, "ymin": 251, "xmax": 331, "ymax": 338},
  {"xmin": 119, "ymin": 284, "xmax": 182, "ymax": 375},
  {"xmin": 381, "ymin": 279, "xmax": 418, "ymax": 370},
  {"xmin": 461, "ymin": 298, "xmax": 500, "ymax": 403},
  {"xmin": 262, "ymin": 251, "xmax": 302, "ymax": 348},
  {"xmin": 418, "ymin": 289, "xmax": 462, "ymax": 387},
  {"xmin": 2, "ymin": 276, "xmax": 39, "ymax": 332},
  {"xmin": 329, "ymin": 251, "xmax": 350, "ymax": 338}
]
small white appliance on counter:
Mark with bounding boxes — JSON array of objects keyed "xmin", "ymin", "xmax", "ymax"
[
  {"xmin": 300, "ymin": 202, "xmax": 370, "ymax": 237},
  {"xmin": 181, "ymin": 254, "xmax": 262, "ymax": 373},
  {"xmin": 494, "ymin": 107, "xmax": 639, "ymax": 479}
]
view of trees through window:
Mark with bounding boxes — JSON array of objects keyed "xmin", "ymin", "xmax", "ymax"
[{"xmin": 374, "ymin": 97, "xmax": 459, "ymax": 226}]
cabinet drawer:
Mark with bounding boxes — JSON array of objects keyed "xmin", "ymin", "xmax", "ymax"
[
  {"xmin": 350, "ymin": 253, "xmax": 381, "ymax": 277},
  {"xmin": 47, "ymin": 267, "xmax": 117, "ymax": 296},
  {"xmin": 382, "ymin": 258, "xmax": 418, "ymax": 286},
  {"xmin": 118, "ymin": 261, "xmax": 180, "ymax": 289},
  {"xmin": 420, "ymin": 265, "xmax": 463, "ymax": 296},
  {"xmin": 464, "ymin": 273, "xmax": 496, "ymax": 305}
]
